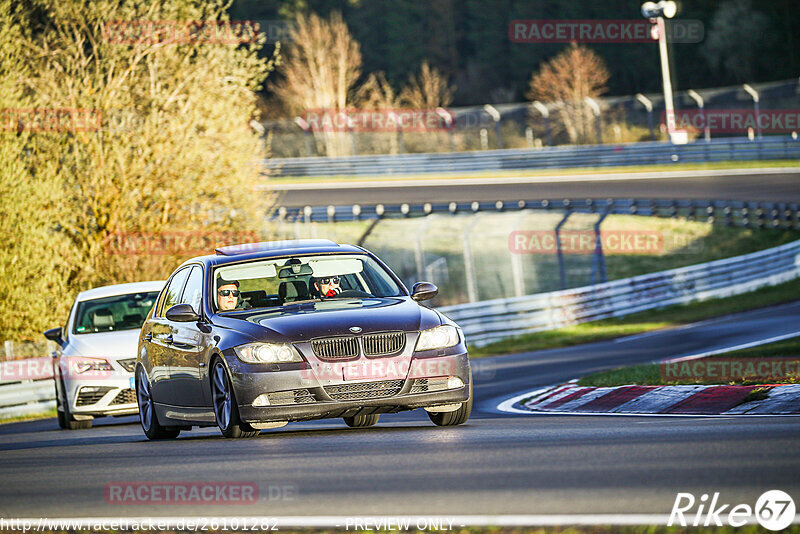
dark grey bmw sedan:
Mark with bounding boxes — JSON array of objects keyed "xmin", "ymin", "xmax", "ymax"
[{"xmin": 135, "ymin": 239, "xmax": 472, "ymax": 439}]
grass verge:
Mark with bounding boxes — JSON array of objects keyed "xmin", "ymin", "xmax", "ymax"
[
  {"xmin": 0, "ymin": 407, "xmax": 56, "ymax": 425},
  {"xmin": 468, "ymin": 277, "xmax": 800, "ymax": 359},
  {"xmin": 267, "ymin": 158, "xmax": 800, "ymax": 184},
  {"xmin": 577, "ymin": 337, "xmax": 800, "ymax": 387}
]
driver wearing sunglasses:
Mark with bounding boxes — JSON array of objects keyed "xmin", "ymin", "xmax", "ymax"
[
  {"xmin": 313, "ymin": 276, "xmax": 342, "ymax": 298},
  {"xmin": 216, "ymin": 279, "xmax": 243, "ymax": 311}
]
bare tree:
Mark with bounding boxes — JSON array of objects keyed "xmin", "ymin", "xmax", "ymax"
[
  {"xmin": 399, "ymin": 61, "xmax": 454, "ymax": 110},
  {"xmin": 527, "ymin": 44, "xmax": 610, "ymax": 144},
  {"xmin": 357, "ymin": 72, "xmax": 402, "ymax": 153},
  {"xmin": 272, "ymin": 11, "xmax": 363, "ymax": 156}
]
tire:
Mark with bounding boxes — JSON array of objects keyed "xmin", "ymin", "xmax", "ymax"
[
  {"xmin": 427, "ymin": 371, "xmax": 472, "ymax": 427},
  {"xmin": 58, "ymin": 378, "xmax": 92, "ymax": 430},
  {"xmin": 343, "ymin": 414, "xmax": 380, "ymax": 428},
  {"xmin": 55, "ymin": 379, "xmax": 67, "ymax": 429},
  {"xmin": 57, "ymin": 408, "xmax": 68, "ymax": 429},
  {"xmin": 136, "ymin": 367, "xmax": 180, "ymax": 440},
  {"xmin": 211, "ymin": 359, "xmax": 259, "ymax": 439}
]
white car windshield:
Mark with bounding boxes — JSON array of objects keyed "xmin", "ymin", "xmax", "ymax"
[
  {"xmin": 73, "ymin": 292, "xmax": 159, "ymax": 334},
  {"xmin": 212, "ymin": 254, "xmax": 404, "ymax": 312}
]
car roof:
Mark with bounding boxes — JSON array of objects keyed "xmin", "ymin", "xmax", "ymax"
[
  {"xmin": 76, "ymin": 281, "xmax": 166, "ymax": 302},
  {"xmin": 181, "ymin": 239, "xmax": 369, "ymax": 269}
]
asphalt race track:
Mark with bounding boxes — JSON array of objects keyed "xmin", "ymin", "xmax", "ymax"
[
  {"xmin": 272, "ymin": 169, "xmax": 800, "ymax": 207},
  {"xmin": 1, "ymin": 301, "xmax": 799, "ymax": 518}
]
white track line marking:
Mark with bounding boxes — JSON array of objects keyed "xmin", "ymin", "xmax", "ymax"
[{"xmin": 665, "ymin": 330, "xmax": 800, "ymax": 363}]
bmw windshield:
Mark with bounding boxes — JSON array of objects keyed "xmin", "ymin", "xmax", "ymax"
[{"xmin": 212, "ymin": 254, "xmax": 405, "ymax": 312}]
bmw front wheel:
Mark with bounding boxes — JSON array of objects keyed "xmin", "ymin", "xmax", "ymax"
[
  {"xmin": 136, "ymin": 367, "xmax": 179, "ymax": 440},
  {"xmin": 211, "ymin": 359, "xmax": 259, "ymax": 439}
]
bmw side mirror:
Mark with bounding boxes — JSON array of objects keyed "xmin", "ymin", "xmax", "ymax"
[
  {"xmin": 166, "ymin": 303, "xmax": 200, "ymax": 322},
  {"xmin": 43, "ymin": 327, "xmax": 63, "ymax": 345},
  {"xmin": 411, "ymin": 281, "xmax": 438, "ymax": 301}
]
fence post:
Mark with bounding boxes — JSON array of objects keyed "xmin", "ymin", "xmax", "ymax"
[
  {"xmin": 414, "ymin": 216, "xmax": 435, "ymax": 282},
  {"xmin": 3, "ymin": 340, "xmax": 12, "ymax": 361},
  {"xmin": 463, "ymin": 214, "xmax": 484, "ymax": 302},
  {"xmin": 510, "ymin": 210, "xmax": 528, "ymax": 297},
  {"xmin": 590, "ymin": 210, "xmax": 610, "ymax": 285},
  {"xmin": 555, "ymin": 208, "xmax": 572, "ymax": 290}
]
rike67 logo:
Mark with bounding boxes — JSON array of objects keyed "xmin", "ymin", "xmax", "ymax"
[{"xmin": 669, "ymin": 490, "xmax": 796, "ymax": 530}]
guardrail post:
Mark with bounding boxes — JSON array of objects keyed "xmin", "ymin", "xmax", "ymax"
[
  {"xmin": 555, "ymin": 207, "xmax": 572, "ymax": 290},
  {"xmin": 510, "ymin": 210, "xmax": 528, "ymax": 297},
  {"xmin": 590, "ymin": 209, "xmax": 609, "ymax": 285},
  {"xmin": 635, "ymin": 94, "xmax": 655, "ymax": 141},
  {"xmin": 414, "ymin": 216, "xmax": 435, "ymax": 282},
  {"xmin": 463, "ymin": 214, "xmax": 483, "ymax": 302}
]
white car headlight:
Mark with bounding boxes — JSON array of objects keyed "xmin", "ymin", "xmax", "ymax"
[
  {"xmin": 74, "ymin": 358, "xmax": 114, "ymax": 374},
  {"xmin": 415, "ymin": 325, "xmax": 460, "ymax": 352},
  {"xmin": 234, "ymin": 343, "xmax": 302, "ymax": 364}
]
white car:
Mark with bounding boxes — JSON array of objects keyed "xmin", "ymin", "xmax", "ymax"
[{"xmin": 44, "ymin": 281, "xmax": 164, "ymax": 429}]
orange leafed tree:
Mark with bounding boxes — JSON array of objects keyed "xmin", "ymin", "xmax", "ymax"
[{"xmin": 527, "ymin": 43, "xmax": 610, "ymax": 144}]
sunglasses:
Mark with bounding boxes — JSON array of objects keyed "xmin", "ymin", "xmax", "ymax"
[
  {"xmin": 319, "ymin": 277, "xmax": 340, "ymax": 284},
  {"xmin": 218, "ymin": 289, "xmax": 240, "ymax": 297}
]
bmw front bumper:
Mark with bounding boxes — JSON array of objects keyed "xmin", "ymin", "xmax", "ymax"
[{"xmin": 230, "ymin": 352, "xmax": 471, "ymax": 424}]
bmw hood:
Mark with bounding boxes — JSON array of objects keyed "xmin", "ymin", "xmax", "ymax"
[{"xmin": 212, "ymin": 297, "xmax": 442, "ymax": 342}]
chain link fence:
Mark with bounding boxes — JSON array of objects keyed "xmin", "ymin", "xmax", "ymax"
[{"xmin": 264, "ymin": 79, "xmax": 800, "ymax": 158}]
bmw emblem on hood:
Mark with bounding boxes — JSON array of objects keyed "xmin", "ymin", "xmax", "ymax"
[{"xmin": 349, "ymin": 326, "xmax": 362, "ymax": 333}]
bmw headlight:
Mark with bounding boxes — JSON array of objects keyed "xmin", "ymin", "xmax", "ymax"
[
  {"xmin": 234, "ymin": 343, "xmax": 302, "ymax": 364},
  {"xmin": 415, "ymin": 325, "xmax": 460, "ymax": 352}
]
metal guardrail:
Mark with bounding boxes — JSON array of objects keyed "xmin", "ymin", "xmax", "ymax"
[
  {"xmin": 439, "ymin": 239, "xmax": 800, "ymax": 346},
  {"xmin": 266, "ymin": 136, "xmax": 800, "ymax": 178},
  {"xmin": 274, "ymin": 197, "xmax": 800, "ymax": 229},
  {"xmin": 0, "ymin": 357, "xmax": 55, "ymax": 419}
]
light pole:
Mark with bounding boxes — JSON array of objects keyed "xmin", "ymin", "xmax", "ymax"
[
  {"xmin": 687, "ymin": 90, "xmax": 709, "ymax": 142},
  {"xmin": 585, "ymin": 96, "xmax": 602, "ymax": 144},
  {"xmin": 532, "ymin": 100, "xmax": 551, "ymax": 146},
  {"xmin": 642, "ymin": 1, "xmax": 678, "ymax": 142},
  {"xmin": 635, "ymin": 93, "xmax": 655, "ymax": 141},
  {"xmin": 743, "ymin": 84, "xmax": 762, "ymax": 139},
  {"xmin": 436, "ymin": 107, "xmax": 456, "ymax": 152},
  {"xmin": 483, "ymin": 104, "xmax": 503, "ymax": 149}
]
